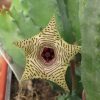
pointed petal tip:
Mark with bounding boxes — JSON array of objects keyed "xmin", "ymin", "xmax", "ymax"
[
  {"xmin": 73, "ymin": 45, "xmax": 81, "ymax": 54},
  {"xmin": 13, "ymin": 41, "xmax": 22, "ymax": 48},
  {"xmin": 52, "ymin": 15, "xmax": 56, "ymax": 19},
  {"xmin": 50, "ymin": 15, "xmax": 56, "ymax": 22},
  {"xmin": 77, "ymin": 45, "xmax": 81, "ymax": 52},
  {"xmin": 20, "ymin": 74, "xmax": 27, "ymax": 82}
]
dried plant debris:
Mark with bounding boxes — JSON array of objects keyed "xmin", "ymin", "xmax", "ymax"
[{"xmin": 13, "ymin": 79, "xmax": 61, "ymax": 100}]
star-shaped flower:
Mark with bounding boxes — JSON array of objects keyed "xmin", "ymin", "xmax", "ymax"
[{"xmin": 14, "ymin": 16, "xmax": 81, "ymax": 92}]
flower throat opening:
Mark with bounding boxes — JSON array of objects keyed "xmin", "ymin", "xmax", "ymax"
[{"xmin": 41, "ymin": 47, "xmax": 55, "ymax": 63}]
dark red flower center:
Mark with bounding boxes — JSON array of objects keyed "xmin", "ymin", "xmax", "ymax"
[{"xmin": 41, "ymin": 47, "xmax": 55, "ymax": 63}]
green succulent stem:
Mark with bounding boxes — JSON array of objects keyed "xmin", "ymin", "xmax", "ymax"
[
  {"xmin": 80, "ymin": 0, "xmax": 100, "ymax": 99},
  {"xmin": 56, "ymin": 0, "xmax": 75, "ymax": 43}
]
